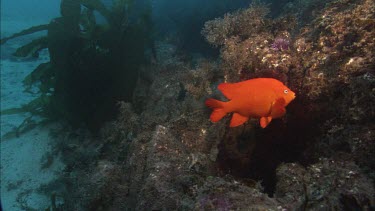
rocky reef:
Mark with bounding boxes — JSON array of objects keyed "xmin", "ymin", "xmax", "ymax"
[{"xmin": 28, "ymin": 0, "xmax": 375, "ymax": 210}]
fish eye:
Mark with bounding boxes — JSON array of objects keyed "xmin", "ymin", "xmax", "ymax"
[{"xmin": 284, "ymin": 89, "xmax": 288, "ymax": 94}]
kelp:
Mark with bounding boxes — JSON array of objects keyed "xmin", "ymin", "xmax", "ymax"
[
  {"xmin": 80, "ymin": 0, "xmax": 112, "ymax": 22},
  {"xmin": 13, "ymin": 37, "xmax": 48, "ymax": 57},
  {"xmin": 1, "ymin": 0, "xmax": 154, "ymax": 133},
  {"xmin": 0, "ymin": 117, "xmax": 50, "ymax": 141},
  {"xmin": 0, "ymin": 24, "xmax": 49, "ymax": 44},
  {"xmin": 1, "ymin": 95, "xmax": 52, "ymax": 141},
  {"xmin": 23, "ymin": 62, "xmax": 55, "ymax": 93},
  {"xmin": 1, "ymin": 95, "xmax": 52, "ymax": 116}
]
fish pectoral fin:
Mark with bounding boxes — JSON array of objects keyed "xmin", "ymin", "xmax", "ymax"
[
  {"xmin": 230, "ymin": 113, "xmax": 249, "ymax": 127},
  {"xmin": 260, "ymin": 116, "xmax": 272, "ymax": 128},
  {"xmin": 271, "ymin": 98, "xmax": 286, "ymax": 118}
]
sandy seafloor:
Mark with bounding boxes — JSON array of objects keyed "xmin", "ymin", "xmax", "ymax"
[{"xmin": 1, "ymin": 1, "xmax": 65, "ymax": 210}]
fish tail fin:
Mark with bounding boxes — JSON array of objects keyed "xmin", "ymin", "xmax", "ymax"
[{"xmin": 205, "ymin": 98, "xmax": 227, "ymax": 122}]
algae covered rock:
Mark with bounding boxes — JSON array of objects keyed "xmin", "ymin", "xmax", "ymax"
[
  {"xmin": 202, "ymin": 3, "xmax": 297, "ymax": 83},
  {"xmin": 276, "ymin": 160, "xmax": 374, "ymax": 210},
  {"xmin": 194, "ymin": 176, "xmax": 279, "ymax": 210}
]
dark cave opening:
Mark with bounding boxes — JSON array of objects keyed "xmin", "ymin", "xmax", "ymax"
[{"xmin": 216, "ymin": 99, "xmax": 326, "ymax": 196}]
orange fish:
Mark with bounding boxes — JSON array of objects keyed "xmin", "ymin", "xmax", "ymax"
[{"xmin": 205, "ymin": 78, "xmax": 296, "ymax": 128}]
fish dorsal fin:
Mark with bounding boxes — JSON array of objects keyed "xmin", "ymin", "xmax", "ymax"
[
  {"xmin": 230, "ymin": 113, "xmax": 249, "ymax": 127},
  {"xmin": 260, "ymin": 117, "xmax": 272, "ymax": 128},
  {"xmin": 270, "ymin": 98, "xmax": 286, "ymax": 118},
  {"xmin": 218, "ymin": 83, "xmax": 238, "ymax": 100}
]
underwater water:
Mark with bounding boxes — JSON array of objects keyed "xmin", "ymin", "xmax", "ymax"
[{"xmin": 1, "ymin": 0, "xmax": 374, "ymax": 210}]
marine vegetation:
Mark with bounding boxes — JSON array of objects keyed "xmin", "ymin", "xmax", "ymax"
[
  {"xmin": 1, "ymin": 0, "xmax": 154, "ymax": 133},
  {"xmin": 201, "ymin": 2, "xmax": 297, "ymax": 83}
]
